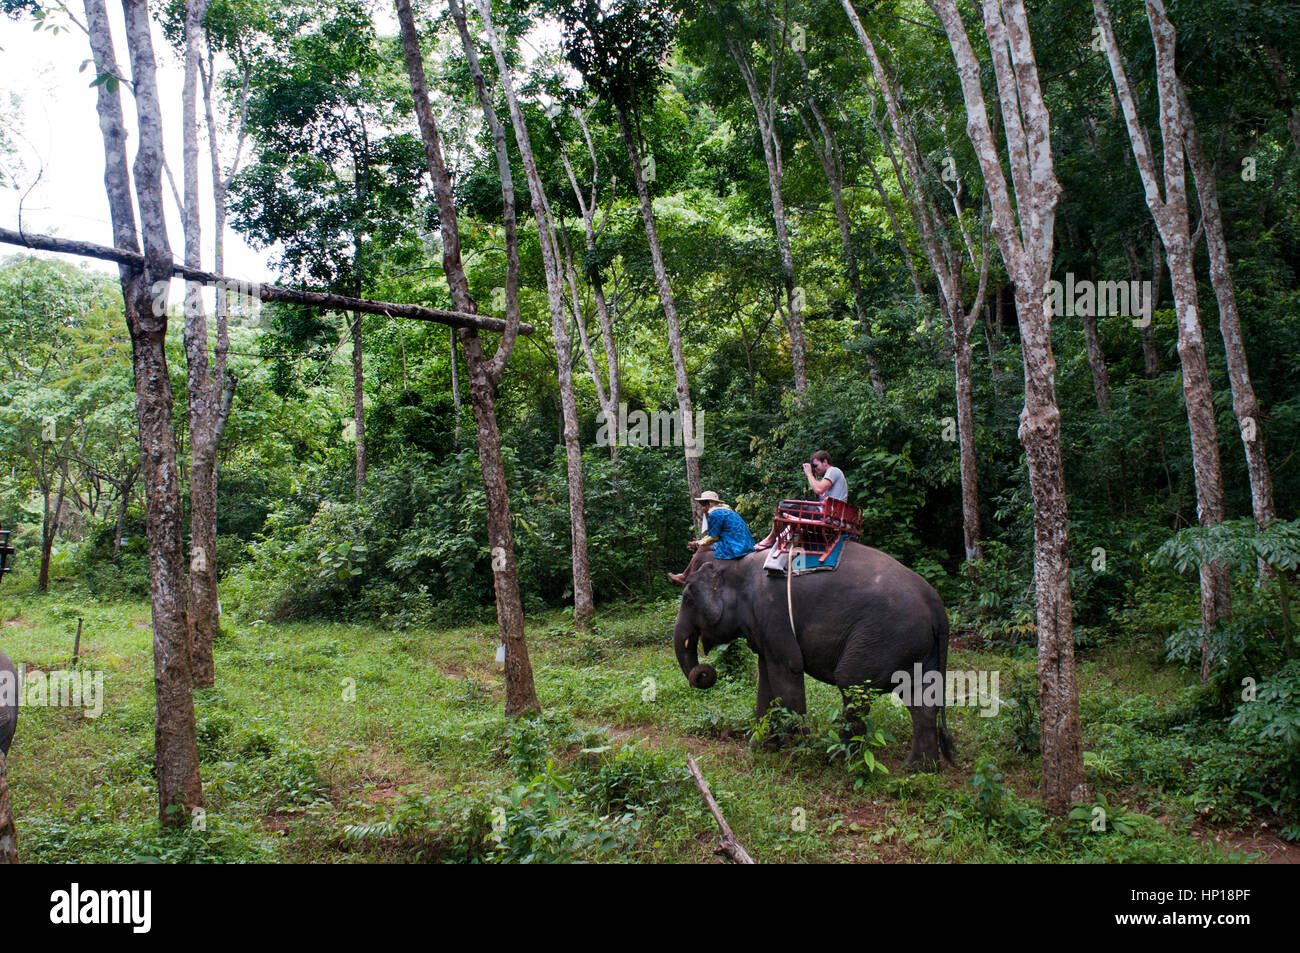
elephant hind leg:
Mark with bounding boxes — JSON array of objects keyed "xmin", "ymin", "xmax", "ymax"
[{"xmin": 904, "ymin": 704, "xmax": 945, "ymax": 772}]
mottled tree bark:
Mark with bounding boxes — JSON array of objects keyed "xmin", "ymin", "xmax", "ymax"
[
  {"xmin": 468, "ymin": 0, "xmax": 594, "ymax": 629},
  {"xmin": 351, "ymin": 310, "xmax": 366, "ymax": 494},
  {"xmin": 930, "ymin": 0, "xmax": 1086, "ymax": 815},
  {"xmin": 117, "ymin": 0, "xmax": 204, "ymax": 825},
  {"xmin": 181, "ymin": 0, "xmax": 219, "ymax": 688},
  {"xmin": 397, "ymin": 0, "xmax": 537, "ymax": 714},
  {"xmin": 1095, "ymin": 0, "xmax": 1231, "ymax": 679},
  {"xmin": 1176, "ymin": 80, "xmax": 1276, "ymax": 537}
]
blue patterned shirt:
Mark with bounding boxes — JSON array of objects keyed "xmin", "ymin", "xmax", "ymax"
[{"xmin": 705, "ymin": 506, "xmax": 756, "ymax": 560}]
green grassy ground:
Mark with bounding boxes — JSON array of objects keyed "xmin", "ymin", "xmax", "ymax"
[{"xmin": 0, "ymin": 584, "xmax": 1276, "ymax": 863}]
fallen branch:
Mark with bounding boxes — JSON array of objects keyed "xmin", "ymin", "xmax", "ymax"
[
  {"xmin": 686, "ymin": 754, "xmax": 755, "ymax": 864},
  {"xmin": 0, "ymin": 226, "xmax": 534, "ymax": 336}
]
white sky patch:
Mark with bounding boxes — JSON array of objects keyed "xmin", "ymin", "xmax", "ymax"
[{"xmin": 0, "ymin": 6, "xmax": 576, "ymax": 304}]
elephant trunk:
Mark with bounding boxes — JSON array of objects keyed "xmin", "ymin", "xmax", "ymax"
[{"xmin": 674, "ymin": 613, "xmax": 717, "ymax": 690}]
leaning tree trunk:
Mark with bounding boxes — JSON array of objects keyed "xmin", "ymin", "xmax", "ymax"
[
  {"xmin": 398, "ymin": 0, "xmax": 538, "ymax": 714},
  {"xmin": 1177, "ymin": 80, "xmax": 1276, "ymax": 536},
  {"xmin": 614, "ymin": 103, "xmax": 703, "ymax": 521},
  {"xmin": 1095, "ymin": 0, "xmax": 1231, "ymax": 679},
  {"xmin": 468, "ymin": 0, "xmax": 594, "ymax": 629},
  {"xmin": 116, "ymin": 0, "xmax": 204, "ymax": 825},
  {"xmin": 717, "ymin": 11, "xmax": 806, "ymax": 394},
  {"xmin": 930, "ymin": 0, "xmax": 1086, "ymax": 816},
  {"xmin": 843, "ymin": 1, "xmax": 986, "ymax": 562}
]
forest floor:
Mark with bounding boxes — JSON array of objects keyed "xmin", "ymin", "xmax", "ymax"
[{"xmin": 2, "ymin": 585, "xmax": 1294, "ymax": 863}]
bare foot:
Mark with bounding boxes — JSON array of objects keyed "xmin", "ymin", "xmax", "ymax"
[{"xmin": 668, "ymin": 572, "xmax": 687, "ymax": 585}]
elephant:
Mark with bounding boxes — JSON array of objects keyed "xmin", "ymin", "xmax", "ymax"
[
  {"xmin": 672, "ymin": 542, "xmax": 955, "ymax": 769},
  {"xmin": 0, "ymin": 649, "xmax": 15, "ymax": 757}
]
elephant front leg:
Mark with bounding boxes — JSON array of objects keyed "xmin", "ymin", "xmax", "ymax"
[{"xmin": 755, "ymin": 654, "xmax": 806, "ymax": 719}]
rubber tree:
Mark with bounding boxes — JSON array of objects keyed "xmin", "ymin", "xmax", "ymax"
[
  {"xmin": 395, "ymin": 0, "xmax": 539, "ymax": 714},
  {"xmin": 454, "ymin": 0, "xmax": 595, "ymax": 629},
  {"xmin": 929, "ymin": 0, "xmax": 1087, "ymax": 815},
  {"xmin": 83, "ymin": 0, "xmax": 203, "ymax": 826},
  {"xmin": 1094, "ymin": 0, "xmax": 1231, "ymax": 679},
  {"xmin": 551, "ymin": 0, "xmax": 703, "ymax": 521},
  {"xmin": 843, "ymin": 0, "xmax": 990, "ymax": 565}
]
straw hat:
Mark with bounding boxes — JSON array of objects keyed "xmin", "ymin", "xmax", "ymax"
[{"xmin": 694, "ymin": 491, "xmax": 725, "ymax": 506}]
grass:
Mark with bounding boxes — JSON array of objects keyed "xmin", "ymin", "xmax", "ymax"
[{"xmin": 0, "ymin": 578, "xmax": 1278, "ymax": 863}]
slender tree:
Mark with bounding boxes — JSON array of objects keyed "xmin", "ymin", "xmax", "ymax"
[
  {"xmin": 459, "ymin": 0, "xmax": 595, "ymax": 629},
  {"xmin": 1094, "ymin": 0, "xmax": 1231, "ymax": 679},
  {"xmin": 554, "ymin": 0, "xmax": 703, "ymax": 520},
  {"xmin": 929, "ymin": 0, "xmax": 1086, "ymax": 814},
  {"xmin": 82, "ymin": 0, "xmax": 203, "ymax": 825},
  {"xmin": 395, "ymin": 0, "xmax": 539, "ymax": 714},
  {"xmin": 842, "ymin": 0, "xmax": 990, "ymax": 564}
]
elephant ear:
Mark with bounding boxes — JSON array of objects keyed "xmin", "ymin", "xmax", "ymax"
[{"xmin": 684, "ymin": 561, "xmax": 726, "ymax": 627}]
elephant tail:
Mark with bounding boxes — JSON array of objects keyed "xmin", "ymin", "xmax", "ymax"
[{"xmin": 931, "ymin": 610, "xmax": 956, "ymax": 767}]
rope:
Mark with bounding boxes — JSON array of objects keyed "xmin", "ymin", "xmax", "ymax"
[{"xmin": 786, "ymin": 533, "xmax": 799, "ymax": 640}]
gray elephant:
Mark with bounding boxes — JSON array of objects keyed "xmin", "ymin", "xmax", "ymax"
[
  {"xmin": 0, "ymin": 649, "xmax": 15, "ymax": 757},
  {"xmin": 673, "ymin": 543, "xmax": 954, "ymax": 769}
]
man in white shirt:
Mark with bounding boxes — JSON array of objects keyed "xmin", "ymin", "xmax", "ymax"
[{"xmin": 753, "ymin": 450, "xmax": 849, "ymax": 551}]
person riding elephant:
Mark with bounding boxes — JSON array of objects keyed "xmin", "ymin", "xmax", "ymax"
[
  {"xmin": 754, "ymin": 450, "xmax": 848, "ymax": 551},
  {"xmin": 669, "ymin": 491, "xmax": 755, "ymax": 585}
]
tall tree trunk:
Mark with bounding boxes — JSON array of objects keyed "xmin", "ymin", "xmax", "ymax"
[
  {"xmin": 182, "ymin": 0, "xmax": 218, "ymax": 688},
  {"xmin": 352, "ymin": 310, "xmax": 366, "ymax": 494},
  {"xmin": 1177, "ymin": 81, "xmax": 1276, "ymax": 535},
  {"xmin": 449, "ymin": 327, "xmax": 461, "ymax": 444},
  {"xmin": 115, "ymin": 0, "xmax": 203, "ymax": 825},
  {"xmin": 397, "ymin": 0, "xmax": 538, "ymax": 714},
  {"xmin": 614, "ymin": 103, "xmax": 703, "ymax": 521},
  {"xmin": 715, "ymin": 7, "xmax": 806, "ymax": 393},
  {"xmin": 559, "ymin": 110, "xmax": 622, "ymax": 450},
  {"xmin": 1095, "ymin": 0, "xmax": 1231, "ymax": 679},
  {"xmin": 931, "ymin": 0, "xmax": 1086, "ymax": 815},
  {"xmin": 1262, "ymin": 43, "xmax": 1300, "ymax": 157},
  {"xmin": 468, "ymin": 0, "xmax": 594, "ymax": 629}
]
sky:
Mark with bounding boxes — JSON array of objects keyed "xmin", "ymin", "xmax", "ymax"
[
  {"xmin": 0, "ymin": 5, "xmax": 279, "ymax": 293},
  {"xmin": 1, "ymin": 5, "xmax": 571, "ymax": 302}
]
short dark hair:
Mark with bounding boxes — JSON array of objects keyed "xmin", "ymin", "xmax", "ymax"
[{"xmin": 811, "ymin": 450, "xmax": 831, "ymax": 465}]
